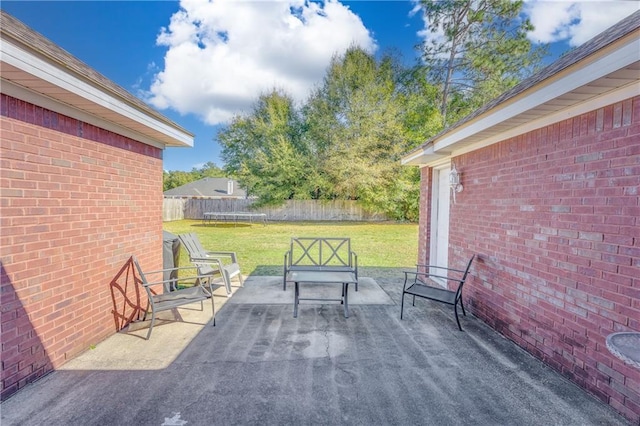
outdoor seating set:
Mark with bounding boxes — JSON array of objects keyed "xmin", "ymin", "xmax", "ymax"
[
  {"xmin": 283, "ymin": 237, "xmax": 359, "ymax": 318},
  {"xmin": 133, "ymin": 232, "xmax": 244, "ymax": 339},
  {"xmin": 134, "ymin": 232, "xmax": 475, "ymax": 338}
]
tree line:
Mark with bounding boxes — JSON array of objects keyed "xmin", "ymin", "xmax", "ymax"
[{"xmin": 171, "ymin": 1, "xmax": 546, "ymax": 221}]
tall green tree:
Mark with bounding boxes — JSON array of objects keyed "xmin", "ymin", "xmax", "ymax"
[
  {"xmin": 163, "ymin": 170, "xmax": 193, "ymax": 191},
  {"xmin": 194, "ymin": 161, "xmax": 225, "ymax": 179},
  {"xmin": 217, "ymin": 48, "xmax": 442, "ymax": 220},
  {"xmin": 419, "ymin": 0, "xmax": 546, "ymax": 125},
  {"xmin": 219, "ymin": 89, "xmax": 320, "ymax": 205},
  {"xmin": 163, "ymin": 162, "xmax": 225, "ymax": 191},
  {"xmin": 304, "ymin": 47, "xmax": 432, "ymax": 219}
]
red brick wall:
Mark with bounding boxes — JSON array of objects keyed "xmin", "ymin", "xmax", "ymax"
[
  {"xmin": 418, "ymin": 96, "xmax": 640, "ymax": 422},
  {"xmin": 0, "ymin": 94, "xmax": 164, "ymax": 399}
]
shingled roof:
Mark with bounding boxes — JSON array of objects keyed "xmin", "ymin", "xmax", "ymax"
[{"xmin": 163, "ymin": 178, "xmax": 247, "ymax": 198}]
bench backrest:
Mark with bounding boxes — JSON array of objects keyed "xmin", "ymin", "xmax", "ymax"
[
  {"xmin": 453, "ymin": 255, "xmax": 475, "ymax": 302},
  {"xmin": 288, "ymin": 237, "xmax": 353, "ymax": 268}
]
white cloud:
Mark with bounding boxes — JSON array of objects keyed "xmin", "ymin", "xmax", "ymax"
[
  {"xmin": 146, "ymin": 0, "xmax": 376, "ymax": 125},
  {"xmin": 525, "ymin": 0, "xmax": 639, "ymax": 46},
  {"xmin": 414, "ymin": 0, "xmax": 638, "ymax": 52}
]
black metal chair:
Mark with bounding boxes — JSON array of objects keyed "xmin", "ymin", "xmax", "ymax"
[{"xmin": 400, "ymin": 255, "xmax": 475, "ymax": 331}]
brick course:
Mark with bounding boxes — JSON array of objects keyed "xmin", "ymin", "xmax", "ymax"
[
  {"xmin": 418, "ymin": 96, "xmax": 640, "ymax": 423},
  {"xmin": 1, "ymin": 94, "xmax": 163, "ymax": 400}
]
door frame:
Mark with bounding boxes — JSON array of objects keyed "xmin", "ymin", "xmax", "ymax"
[{"xmin": 429, "ymin": 162, "xmax": 451, "ymax": 287}]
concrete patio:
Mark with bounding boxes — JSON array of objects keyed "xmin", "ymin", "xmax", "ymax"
[{"xmin": 0, "ymin": 270, "xmax": 629, "ymax": 425}]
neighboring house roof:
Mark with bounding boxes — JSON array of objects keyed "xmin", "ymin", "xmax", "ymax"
[
  {"xmin": 403, "ymin": 10, "xmax": 640, "ymax": 166},
  {"xmin": 0, "ymin": 11, "xmax": 193, "ymax": 148},
  {"xmin": 164, "ymin": 178, "xmax": 247, "ymax": 198}
]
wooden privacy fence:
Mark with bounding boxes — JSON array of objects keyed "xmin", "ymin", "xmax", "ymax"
[{"xmin": 163, "ymin": 198, "xmax": 388, "ymax": 222}]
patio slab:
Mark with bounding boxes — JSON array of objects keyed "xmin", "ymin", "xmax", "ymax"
[
  {"xmin": 0, "ymin": 272, "xmax": 628, "ymax": 425},
  {"xmin": 229, "ymin": 275, "xmax": 394, "ymax": 305}
]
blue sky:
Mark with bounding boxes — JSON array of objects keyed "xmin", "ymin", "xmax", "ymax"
[{"xmin": 2, "ymin": 1, "xmax": 637, "ymax": 171}]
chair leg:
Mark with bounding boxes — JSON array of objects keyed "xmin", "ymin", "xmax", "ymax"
[
  {"xmin": 400, "ymin": 293, "xmax": 405, "ymax": 320},
  {"xmin": 459, "ymin": 298, "xmax": 466, "ymax": 316},
  {"xmin": 222, "ymin": 270, "xmax": 232, "ymax": 296},
  {"xmin": 146, "ymin": 310, "xmax": 155, "ymax": 340},
  {"xmin": 209, "ymin": 293, "xmax": 216, "ymax": 327}
]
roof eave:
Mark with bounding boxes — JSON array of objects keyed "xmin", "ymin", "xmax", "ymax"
[
  {"xmin": 0, "ymin": 11, "xmax": 193, "ymax": 148},
  {"xmin": 402, "ymin": 16, "xmax": 640, "ymax": 167}
]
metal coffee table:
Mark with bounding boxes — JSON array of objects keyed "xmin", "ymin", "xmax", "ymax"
[{"xmin": 287, "ymin": 270, "xmax": 358, "ymax": 318}]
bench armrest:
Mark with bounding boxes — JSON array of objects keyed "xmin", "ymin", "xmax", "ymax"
[
  {"xmin": 403, "ymin": 271, "xmax": 464, "ymax": 290},
  {"xmin": 415, "ymin": 264, "xmax": 467, "ymax": 274},
  {"xmin": 352, "ymin": 252, "xmax": 358, "ymax": 274}
]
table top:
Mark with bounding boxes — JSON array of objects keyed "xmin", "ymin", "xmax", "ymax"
[
  {"xmin": 606, "ymin": 332, "xmax": 640, "ymax": 369},
  {"xmin": 287, "ymin": 270, "xmax": 357, "ymax": 283}
]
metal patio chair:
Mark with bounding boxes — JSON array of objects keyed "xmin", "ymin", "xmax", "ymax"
[
  {"xmin": 132, "ymin": 255, "xmax": 218, "ymax": 340},
  {"xmin": 178, "ymin": 233, "xmax": 244, "ymax": 296}
]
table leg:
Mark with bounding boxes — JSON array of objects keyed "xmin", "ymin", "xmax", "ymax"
[
  {"xmin": 294, "ymin": 281, "xmax": 299, "ymax": 318},
  {"xmin": 343, "ymin": 282, "xmax": 349, "ymax": 318}
]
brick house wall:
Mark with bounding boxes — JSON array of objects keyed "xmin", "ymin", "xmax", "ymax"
[
  {"xmin": 418, "ymin": 96, "xmax": 640, "ymax": 422},
  {"xmin": 0, "ymin": 95, "xmax": 164, "ymax": 399}
]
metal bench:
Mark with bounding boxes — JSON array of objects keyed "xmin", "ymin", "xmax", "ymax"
[
  {"xmin": 400, "ymin": 255, "xmax": 475, "ymax": 331},
  {"xmin": 283, "ymin": 237, "xmax": 358, "ymax": 291}
]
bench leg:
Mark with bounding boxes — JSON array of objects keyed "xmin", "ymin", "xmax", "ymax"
[
  {"xmin": 454, "ymin": 303, "xmax": 463, "ymax": 331},
  {"xmin": 283, "ymin": 264, "xmax": 287, "ymax": 291}
]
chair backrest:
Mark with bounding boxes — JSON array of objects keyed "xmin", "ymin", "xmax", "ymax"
[
  {"xmin": 454, "ymin": 255, "xmax": 475, "ymax": 302},
  {"xmin": 131, "ymin": 256, "xmax": 148, "ymax": 285},
  {"xmin": 131, "ymin": 256, "xmax": 156, "ymax": 300},
  {"xmin": 289, "ymin": 237, "xmax": 352, "ymax": 268},
  {"xmin": 179, "ymin": 233, "xmax": 206, "ymax": 258}
]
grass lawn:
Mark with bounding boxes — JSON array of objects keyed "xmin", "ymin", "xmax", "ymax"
[{"xmin": 163, "ymin": 220, "xmax": 419, "ymax": 276}]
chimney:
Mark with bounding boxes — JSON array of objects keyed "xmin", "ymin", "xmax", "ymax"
[{"xmin": 227, "ymin": 180, "xmax": 233, "ymax": 195}]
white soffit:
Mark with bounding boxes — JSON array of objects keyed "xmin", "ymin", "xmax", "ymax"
[
  {"xmin": 0, "ymin": 40, "xmax": 193, "ymax": 148},
  {"xmin": 401, "ymin": 144, "xmax": 450, "ymax": 166}
]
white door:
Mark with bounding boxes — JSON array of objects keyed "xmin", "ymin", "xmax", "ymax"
[{"xmin": 429, "ymin": 165, "xmax": 450, "ymax": 285}]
